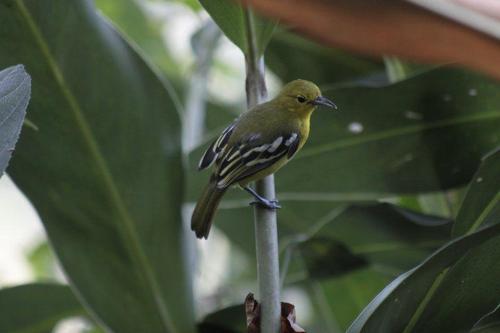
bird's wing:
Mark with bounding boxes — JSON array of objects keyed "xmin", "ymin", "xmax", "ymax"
[
  {"xmin": 198, "ymin": 122, "xmax": 236, "ymax": 170},
  {"xmin": 214, "ymin": 132, "xmax": 301, "ymax": 188}
]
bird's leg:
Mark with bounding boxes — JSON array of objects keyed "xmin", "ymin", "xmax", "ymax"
[{"xmin": 243, "ymin": 186, "xmax": 281, "ymax": 209}]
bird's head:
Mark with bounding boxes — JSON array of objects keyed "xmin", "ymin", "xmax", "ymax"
[{"xmin": 275, "ymin": 79, "xmax": 337, "ymax": 115}]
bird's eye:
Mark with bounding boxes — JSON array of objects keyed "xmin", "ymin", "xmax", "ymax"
[{"xmin": 296, "ymin": 95, "xmax": 306, "ymax": 103}]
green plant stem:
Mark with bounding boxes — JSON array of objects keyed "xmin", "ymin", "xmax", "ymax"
[{"xmin": 244, "ymin": 8, "xmax": 281, "ymax": 333}]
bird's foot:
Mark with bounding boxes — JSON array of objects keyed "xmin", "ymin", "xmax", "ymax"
[
  {"xmin": 250, "ymin": 198, "xmax": 281, "ymax": 210},
  {"xmin": 243, "ymin": 185, "xmax": 282, "ymax": 210}
]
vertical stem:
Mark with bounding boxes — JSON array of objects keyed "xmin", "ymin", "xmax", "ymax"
[
  {"xmin": 183, "ymin": 21, "xmax": 220, "ymax": 152},
  {"xmin": 244, "ymin": 9, "xmax": 281, "ymax": 333}
]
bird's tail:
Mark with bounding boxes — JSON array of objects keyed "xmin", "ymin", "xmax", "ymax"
[{"xmin": 191, "ymin": 181, "xmax": 226, "ymax": 239}]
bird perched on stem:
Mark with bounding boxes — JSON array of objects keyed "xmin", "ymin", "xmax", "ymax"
[{"xmin": 191, "ymin": 79, "xmax": 337, "ymax": 239}]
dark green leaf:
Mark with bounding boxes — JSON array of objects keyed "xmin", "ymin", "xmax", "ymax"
[
  {"xmin": 283, "ymin": 68, "xmax": 500, "ymax": 197},
  {"xmin": 207, "ymin": 202, "xmax": 450, "ymax": 284},
  {"xmin": 452, "ymin": 148, "xmax": 500, "ymax": 236},
  {"xmin": 0, "ymin": 1, "xmax": 194, "ymax": 332},
  {"xmin": 298, "ymin": 238, "xmax": 367, "ymax": 279},
  {"xmin": 347, "ymin": 222, "xmax": 500, "ymax": 333},
  {"xmin": 0, "ymin": 283, "xmax": 84, "ymax": 333},
  {"xmin": 0, "ymin": 65, "xmax": 30, "ymax": 177},
  {"xmin": 188, "ymin": 68, "xmax": 500, "ymax": 201},
  {"xmin": 408, "ymin": 235, "xmax": 500, "ymax": 332},
  {"xmin": 198, "ymin": 305, "xmax": 245, "ymax": 333},
  {"xmin": 199, "ymin": 0, "xmax": 275, "ymax": 55},
  {"xmin": 315, "ymin": 269, "xmax": 390, "ymax": 332},
  {"xmin": 296, "ymin": 203, "xmax": 451, "ymax": 277},
  {"xmin": 472, "ymin": 305, "xmax": 500, "ymax": 333},
  {"xmin": 266, "ymin": 31, "xmax": 384, "ymax": 86}
]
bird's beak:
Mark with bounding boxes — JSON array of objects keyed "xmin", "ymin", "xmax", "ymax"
[{"xmin": 311, "ymin": 95, "xmax": 337, "ymax": 109}]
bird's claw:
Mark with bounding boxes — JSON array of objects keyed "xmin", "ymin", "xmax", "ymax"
[{"xmin": 250, "ymin": 199, "xmax": 281, "ymax": 210}]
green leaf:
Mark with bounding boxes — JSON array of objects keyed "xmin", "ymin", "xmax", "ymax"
[
  {"xmin": 94, "ymin": 0, "xmax": 179, "ymax": 78},
  {"xmin": 199, "ymin": 0, "xmax": 275, "ymax": 55},
  {"xmin": 298, "ymin": 238, "xmax": 368, "ymax": 279},
  {"xmin": 0, "ymin": 65, "xmax": 30, "ymax": 177},
  {"xmin": 316, "ymin": 269, "xmax": 390, "ymax": 332},
  {"xmin": 293, "ymin": 203, "xmax": 451, "ymax": 280},
  {"xmin": 266, "ymin": 31, "xmax": 384, "ymax": 86},
  {"xmin": 407, "ymin": 236, "xmax": 500, "ymax": 332},
  {"xmin": 208, "ymin": 202, "xmax": 450, "ymax": 281},
  {"xmin": 347, "ymin": 222, "xmax": 500, "ymax": 333},
  {"xmin": 0, "ymin": 1, "xmax": 194, "ymax": 332},
  {"xmin": 27, "ymin": 241, "xmax": 57, "ymax": 280},
  {"xmin": 452, "ymin": 148, "xmax": 500, "ymax": 236},
  {"xmin": 472, "ymin": 305, "xmax": 500, "ymax": 333},
  {"xmin": 188, "ymin": 68, "xmax": 500, "ymax": 201},
  {"xmin": 198, "ymin": 305, "xmax": 245, "ymax": 333},
  {"xmin": 0, "ymin": 283, "xmax": 84, "ymax": 333}
]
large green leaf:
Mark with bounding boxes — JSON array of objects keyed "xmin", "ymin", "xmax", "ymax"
[
  {"xmin": 317, "ymin": 269, "xmax": 390, "ymax": 332},
  {"xmin": 472, "ymin": 305, "xmax": 500, "ymax": 333},
  {"xmin": 198, "ymin": 305, "xmax": 244, "ymax": 333},
  {"xmin": 452, "ymin": 148, "xmax": 500, "ymax": 236},
  {"xmin": 407, "ymin": 236, "xmax": 500, "ymax": 332},
  {"xmin": 199, "ymin": 0, "xmax": 275, "ymax": 55},
  {"xmin": 208, "ymin": 202, "xmax": 451, "ymax": 281},
  {"xmin": 347, "ymin": 151, "xmax": 500, "ymax": 332},
  {"xmin": 187, "ymin": 68, "xmax": 500, "ymax": 201},
  {"xmin": 0, "ymin": 1, "xmax": 194, "ymax": 332},
  {"xmin": 296, "ymin": 204, "xmax": 451, "ymax": 275},
  {"xmin": 266, "ymin": 31, "xmax": 384, "ymax": 86},
  {"xmin": 347, "ymin": 222, "xmax": 500, "ymax": 333},
  {"xmin": 94, "ymin": 0, "xmax": 179, "ymax": 78},
  {"xmin": 0, "ymin": 283, "xmax": 84, "ymax": 333},
  {"xmin": 0, "ymin": 65, "xmax": 30, "ymax": 177}
]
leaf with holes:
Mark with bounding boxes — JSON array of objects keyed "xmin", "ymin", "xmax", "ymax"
[{"xmin": 0, "ymin": 1, "xmax": 194, "ymax": 332}]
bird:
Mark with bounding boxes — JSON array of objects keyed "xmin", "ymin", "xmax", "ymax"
[{"xmin": 191, "ymin": 79, "xmax": 337, "ymax": 239}]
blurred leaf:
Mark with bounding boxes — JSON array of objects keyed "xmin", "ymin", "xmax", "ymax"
[
  {"xmin": 198, "ymin": 304, "xmax": 245, "ymax": 333},
  {"xmin": 407, "ymin": 235, "xmax": 500, "ymax": 332},
  {"xmin": 188, "ymin": 68, "xmax": 500, "ymax": 201},
  {"xmin": 347, "ymin": 222, "xmax": 500, "ymax": 333},
  {"xmin": 28, "ymin": 241, "xmax": 57, "ymax": 280},
  {"xmin": 297, "ymin": 203, "xmax": 451, "ymax": 277},
  {"xmin": 266, "ymin": 31, "xmax": 384, "ymax": 86},
  {"xmin": 383, "ymin": 56, "xmax": 433, "ymax": 83},
  {"xmin": 416, "ymin": 192, "xmax": 452, "ymax": 217},
  {"xmin": 315, "ymin": 269, "xmax": 390, "ymax": 332},
  {"xmin": 199, "ymin": 0, "xmax": 275, "ymax": 55},
  {"xmin": 214, "ymin": 202, "xmax": 451, "ymax": 277},
  {"xmin": 298, "ymin": 238, "xmax": 367, "ymax": 279},
  {"xmin": 238, "ymin": 0, "xmax": 500, "ymax": 80},
  {"xmin": 0, "ymin": 1, "xmax": 194, "ymax": 332},
  {"xmin": 0, "ymin": 283, "xmax": 84, "ymax": 333},
  {"xmin": 0, "ymin": 65, "xmax": 30, "ymax": 177},
  {"xmin": 452, "ymin": 148, "xmax": 500, "ymax": 236},
  {"xmin": 94, "ymin": 0, "xmax": 179, "ymax": 77},
  {"xmin": 472, "ymin": 305, "xmax": 500, "ymax": 333}
]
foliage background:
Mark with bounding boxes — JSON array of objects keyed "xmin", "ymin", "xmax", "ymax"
[{"xmin": 0, "ymin": 0, "xmax": 499, "ymax": 332}]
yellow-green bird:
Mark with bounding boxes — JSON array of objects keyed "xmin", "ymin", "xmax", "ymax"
[{"xmin": 191, "ymin": 79, "xmax": 337, "ymax": 239}]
